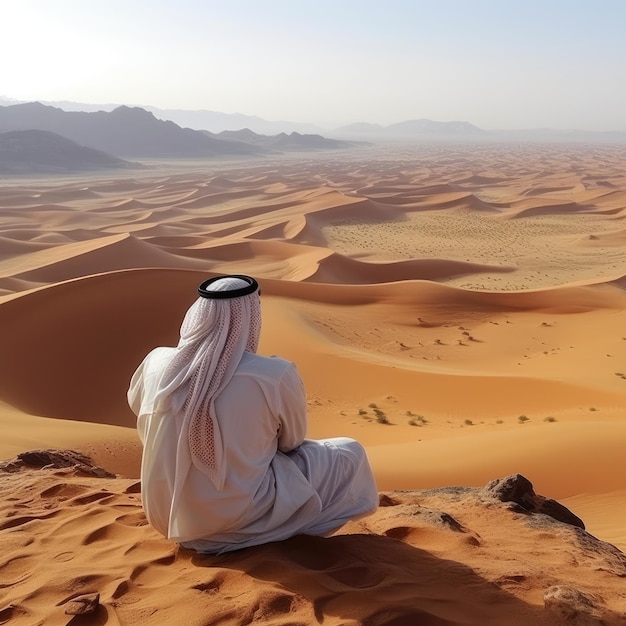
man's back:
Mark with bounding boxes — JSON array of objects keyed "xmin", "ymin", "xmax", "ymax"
[{"xmin": 133, "ymin": 348, "xmax": 317, "ymax": 542}]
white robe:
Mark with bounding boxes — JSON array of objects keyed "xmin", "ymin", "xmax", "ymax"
[{"xmin": 128, "ymin": 348, "xmax": 378, "ymax": 553}]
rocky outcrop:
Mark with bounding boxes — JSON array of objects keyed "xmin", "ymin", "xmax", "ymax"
[
  {"xmin": 0, "ymin": 449, "xmax": 115, "ymax": 478},
  {"xmin": 481, "ymin": 473, "xmax": 586, "ymax": 528}
]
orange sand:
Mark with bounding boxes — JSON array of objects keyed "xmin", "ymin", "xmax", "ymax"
[{"xmin": 1, "ymin": 143, "xmax": 625, "ymax": 623}]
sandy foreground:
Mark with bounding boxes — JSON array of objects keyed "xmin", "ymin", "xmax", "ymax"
[{"xmin": 1, "ymin": 143, "xmax": 625, "ymax": 624}]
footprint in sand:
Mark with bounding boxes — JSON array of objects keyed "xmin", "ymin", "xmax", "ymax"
[
  {"xmin": 40, "ymin": 483, "xmax": 89, "ymax": 499},
  {"xmin": 115, "ymin": 512, "xmax": 149, "ymax": 527},
  {"xmin": 70, "ymin": 491, "xmax": 117, "ymax": 506}
]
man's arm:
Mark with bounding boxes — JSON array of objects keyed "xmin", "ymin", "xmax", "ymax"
[
  {"xmin": 127, "ymin": 359, "xmax": 146, "ymax": 417},
  {"xmin": 276, "ymin": 362, "xmax": 308, "ymax": 453}
]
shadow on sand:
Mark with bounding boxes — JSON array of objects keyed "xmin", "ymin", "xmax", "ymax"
[{"xmin": 188, "ymin": 532, "xmax": 558, "ymax": 626}]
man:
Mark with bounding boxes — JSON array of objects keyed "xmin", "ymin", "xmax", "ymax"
[{"xmin": 128, "ymin": 274, "xmax": 378, "ymax": 553}]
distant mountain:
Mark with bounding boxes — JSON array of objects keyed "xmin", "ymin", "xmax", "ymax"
[
  {"xmin": 0, "ymin": 103, "xmax": 264, "ymax": 159},
  {"xmin": 15, "ymin": 99, "xmax": 121, "ymax": 113},
  {"xmin": 0, "ymin": 130, "xmax": 137, "ymax": 174},
  {"xmin": 337, "ymin": 122, "xmax": 385, "ymax": 134},
  {"xmin": 5, "ymin": 98, "xmax": 487, "ymax": 138},
  {"xmin": 4, "ymin": 96, "xmax": 624, "ymax": 144},
  {"xmin": 145, "ymin": 106, "xmax": 323, "ymax": 135},
  {"xmin": 0, "ymin": 98, "xmax": 323, "ymax": 135},
  {"xmin": 0, "ymin": 96, "xmax": 23, "ymax": 107},
  {"xmin": 215, "ymin": 128, "xmax": 270, "ymax": 145},
  {"xmin": 334, "ymin": 118, "xmax": 486, "ymax": 140},
  {"xmin": 387, "ymin": 119, "xmax": 486, "ymax": 135},
  {"xmin": 206, "ymin": 128, "xmax": 357, "ymax": 152},
  {"xmin": 333, "ymin": 119, "xmax": 626, "ymax": 143},
  {"xmin": 489, "ymin": 127, "xmax": 626, "ymax": 143},
  {"xmin": 268, "ymin": 131, "xmax": 356, "ymax": 150}
]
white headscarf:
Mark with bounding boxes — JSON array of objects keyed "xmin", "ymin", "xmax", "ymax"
[{"xmin": 154, "ymin": 276, "xmax": 261, "ymax": 490}]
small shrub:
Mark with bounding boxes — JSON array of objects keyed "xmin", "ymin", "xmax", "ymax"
[
  {"xmin": 543, "ymin": 416, "xmax": 556, "ymax": 423},
  {"xmin": 464, "ymin": 419, "xmax": 474, "ymax": 426},
  {"xmin": 368, "ymin": 402, "xmax": 378, "ymax": 409},
  {"xmin": 496, "ymin": 419, "xmax": 504, "ymax": 424},
  {"xmin": 408, "ymin": 415, "xmax": 428, "ymax": 426},
  {"xmin": 358, "ymin": 408, "xmax": 367, "ymax": 416},
  {"xmin": 518, "ymin": 415, "xmax": 529, "ymax": 423},
  {"xmin": 589, "ymin": 407, "xmax": 598, "ymax": 412},
  {"xmin": 374, "ymin": 408, "xmax": 389, "ymax": 424}
]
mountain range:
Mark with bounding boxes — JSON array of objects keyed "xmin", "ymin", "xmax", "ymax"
[
  {"xmin": 3, "ymin": 96, "xmax": 626, "ymax": 143},
  {"xmin": 1, "ymin": 97, "xmax": 625, "ymax": 176},
  {"xmin": 0, "ymin": 103, "xmax": 264, "ymax": 159},
  {"xmin": 0, "ymin": 129, "xmax": 139, "ymax": 175},
  {"xmin": 0, "ymin": 102, "xmax": 361, "ymax": 173}
]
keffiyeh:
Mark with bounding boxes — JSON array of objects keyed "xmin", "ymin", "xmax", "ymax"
[{"xmin": 153, "ymin": 276, "xmax": 261, "ymax": 488}]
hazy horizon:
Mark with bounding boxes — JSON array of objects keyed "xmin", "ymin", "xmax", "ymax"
[{"xmin": 4, "ymin": 0, "xmax": 626, "ymax": 132}]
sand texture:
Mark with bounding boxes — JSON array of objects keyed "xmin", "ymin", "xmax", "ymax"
[{"xmin": 1, "ymin": 143, "xmax": 625, "ymax": 623}]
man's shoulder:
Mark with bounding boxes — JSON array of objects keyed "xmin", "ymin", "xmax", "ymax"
[
  {"xmin": 238, "ymin": 352, "xmax": 296, "ymax": 379},
  {"xmin": 146, "ymin": 346, "xmax": 175, "ymax": 363},
  {"xmin": 139, "ymin": 346, "xmax": 175, "ymax": 375}
]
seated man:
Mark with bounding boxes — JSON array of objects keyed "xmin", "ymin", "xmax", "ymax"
[{"xmin": 127, "ymin": 274, "xmax": 378, "ymax": 553}]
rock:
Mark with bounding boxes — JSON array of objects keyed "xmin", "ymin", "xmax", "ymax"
[
  {"xmin": 543, "ymin": 585, "xmax": 611, "ymax": 625},
  {"xmin": 0, "ymin": 449, "xmax": 115, "ymax": 478},
  {"xmin": 418, "ymin": 510, "xmax": 468, "ymax": 533},
  {"xmin": 64, "ymin": 592, "xmax": 100, "ymax": 615},
  {"xmin": 481, "ymin": 474, "xmax": 585, "ymax": 529},
  {"xmin": 378, "ymin": 493, "xmax": 400, "ymax": 507}
]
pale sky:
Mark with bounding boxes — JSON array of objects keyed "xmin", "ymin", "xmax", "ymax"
[{"xmin": 3, "ymin": 0, "xmax": 626, "ymax": 130}]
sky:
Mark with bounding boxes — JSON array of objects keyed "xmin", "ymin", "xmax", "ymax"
[{"xmin": 3, "ymin": 0, "xmax": 626, "ymax": 131}]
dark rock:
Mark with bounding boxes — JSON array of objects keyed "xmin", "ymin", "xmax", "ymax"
[
  {"xmin": 0, "ymin": 449, "xmax": 115, "ymax": 478},
  {"xmin": 18, "ymin": 449, "xmax": 91, "ymax": 468},
  {"xmin": 419, "ymin": 510, "xmax": 467, "ymax": 533},
  {"xmin": 64, "ymin": 592, "xmax": 100, "ymax": 615},
  {"xmin": 481, "ymin": 474, "xmax": 585, "ymax": 529},
  {"xmin": 378, "ymin": 493, "xmax": 400, "ymax": 507}
]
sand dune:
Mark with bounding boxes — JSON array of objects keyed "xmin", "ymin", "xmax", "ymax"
[
  {"xmin": 1, "ymin": 143, "xmax": 626, "ymax": 623},
  {"xmin": 0, "ymin": 233, "xmax": 208, "ymax": 285},
  {"xmin": 0, "ymin": 235, "xmax": 51, "ymax": 258},
  {"xmin": 306, "ymin": 253, "xmax": 516, "ymax": 284}
]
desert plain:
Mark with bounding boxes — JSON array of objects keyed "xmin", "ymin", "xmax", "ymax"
[{"xmin": 1, "ymin": 142, "xmax": 626, "ymax": 624}]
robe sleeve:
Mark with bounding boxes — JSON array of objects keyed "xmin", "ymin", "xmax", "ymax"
[
  {"xmin": 276, "ymin": 362, "xmax": 307, "ymax": 453},
  {"xmin": 127, "ymin": 359, "xmax": 146, "ymax": 417}
]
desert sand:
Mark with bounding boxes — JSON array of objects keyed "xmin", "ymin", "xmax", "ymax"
[{"xmin": 1, "ymin": 143, "xmax": 625, "ymax": 624}]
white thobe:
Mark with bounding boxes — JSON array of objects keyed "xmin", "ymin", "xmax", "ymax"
[{"xmin": 128, "ymin": 348, "xmax": 378, "ymax": 553}]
